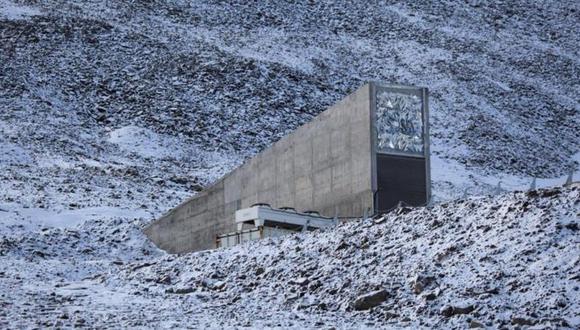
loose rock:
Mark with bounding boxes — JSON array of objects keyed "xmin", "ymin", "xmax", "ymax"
[{"xmin": 352, "ymin": 289, "xmax": 390, "ymax": 311}]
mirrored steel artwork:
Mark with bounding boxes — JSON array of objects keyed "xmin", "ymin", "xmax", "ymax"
[{"xmin": 375, "ymin": 90, "xmax": 424, "ymax": 154}]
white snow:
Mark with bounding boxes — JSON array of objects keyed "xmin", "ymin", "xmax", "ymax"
[
  {"xmin": 432, "ymin": 151, "xmax": 580, "ymax": 201},
  {"xmin": 0, "ymin": 0, "xmax": 40, "ymax": 20},
  {"xmin": 0, "ymin": 142, "xmax": 32, "ymax": 165},
  {"xmin": 108, "ymin": 125, "xmax": 186, "ymax": 160},
  {"xmin": 0, "ymin": 204, "xmax": 151, "ymax": 229}
]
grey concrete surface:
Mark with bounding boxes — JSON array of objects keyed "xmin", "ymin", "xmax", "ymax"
[{"xmin": 145, "ymin": 83, "xmax": 375, "ymax": 253}]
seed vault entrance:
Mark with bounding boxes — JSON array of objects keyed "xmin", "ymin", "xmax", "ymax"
[{"xmin": 371, "ymin": 84, "xmax": 430, "ymax": 213}]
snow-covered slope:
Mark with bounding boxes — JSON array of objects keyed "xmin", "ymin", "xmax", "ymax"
[
  {"xmin": 0, "ymin": 0, "xmax": 578, "ymax": 229},
  {"xmin": 2, "ymin": 185, "xmax": 578, "ymax": 328},
  {"xmin": 1, "ymin": 0, "xmax": 579, "ymax": 328},
  {"xmin": 2, "ymin": 0, "xmax": 579, "ymax": 187}
]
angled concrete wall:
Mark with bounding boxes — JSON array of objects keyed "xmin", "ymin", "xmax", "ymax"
[{"xmin": 145, "ymin": 84, "xmax": 374, "ymax": 253}]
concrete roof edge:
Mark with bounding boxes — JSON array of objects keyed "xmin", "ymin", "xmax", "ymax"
[{"xmin": 147, "ymin": 82, "xmax": 374, "ymax": 227}]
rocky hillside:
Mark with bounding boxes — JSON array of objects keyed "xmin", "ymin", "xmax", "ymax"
[
  {"xmin": 2, "ymin": 0, "xmax": 579, "ymax": 179},
  {"xmin": 1, "ymin": 0, "xmax": 578, "ymax": 227},
  {"xmin": 1, "ymin": 0, "xmax": 579, "ymax": 328},
  {"xmin": 1, "ymin": 185, "xmax": 578, "ymax": 328}
]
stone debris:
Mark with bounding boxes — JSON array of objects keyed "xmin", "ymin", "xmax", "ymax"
[
  {"xmin": 168, "ymin": 287, "xmax": 195, "ymax": 294},
  {"xmin": 352, "ymin": 289, "xmax": 390, "ymax": 311},
  {"xmin": 469, "ymin": 320, "xmax": 485, "ymax": 328},
  {"xmin": 411, "ymin": 274, "xmax": 436, "ymax": 295},
  {"xmin": 2, "ymin": 183, "xmax": 576, "ymax": 329},
  {"xmin": 511, "ymin": 316, "xmax": 537, "ymax": 326},
  {"xmin": 439, "ymin": 304, "xmax": 475, "ymax": 317}
]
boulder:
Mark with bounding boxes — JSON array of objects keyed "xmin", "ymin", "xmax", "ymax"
[
  {"xmin": 511, "ymin": 317, "xmax": 536, "ymax": 326},
  {"xmin": 440, "ymin": 304, "xmax": 475, "ymax": 317},
  {"xmin": 352, "ymin": 289, "xmax": 390, "ymax": 311}
]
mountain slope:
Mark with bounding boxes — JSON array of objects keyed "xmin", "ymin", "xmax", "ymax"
[
  {"xmin": 2, "ymin": 0, "xmax": 579, "ymax": 178},
  {"xmin": 0, "ymin": 0, "xmax": 579, "ymax": 328},
  {"xmin": 2, "ymin": 185, "xmax": 578, "ymax": 328}
]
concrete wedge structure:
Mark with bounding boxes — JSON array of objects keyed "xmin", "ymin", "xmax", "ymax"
[{"xmin": 145, "ymin": 82, "xmax": 430, "ymax": 253}]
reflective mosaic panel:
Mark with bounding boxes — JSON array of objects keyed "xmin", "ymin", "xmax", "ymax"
[{"xmin": 375, "ymin": 90, "xmax": 424, "ymax": 154}]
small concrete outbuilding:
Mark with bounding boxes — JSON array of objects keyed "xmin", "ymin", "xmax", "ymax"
[
  {"xmin": 145, "ymin": 82, "xmax": 430, "ymax": 253},
  {"xmin": 216, "ymin": 205, "xmax": 337, "ymax": 249}
]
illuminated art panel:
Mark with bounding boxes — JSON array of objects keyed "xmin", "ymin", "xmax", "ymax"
[{"xmin": 375, "ymin": 89, "xmax": 424, "ymax": 155}]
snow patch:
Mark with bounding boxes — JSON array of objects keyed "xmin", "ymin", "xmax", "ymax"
[
  {"xmin": 432, "ymin": 151, "xmax": 580, "ymax": 201},
  {"xmin": 108, "ymin": 125, "xmax": 185, "ymax": 160},
  {"xmin": 0, "ymin": 142, "xmax": 33, "ymax": 166},
  {"xmin": 0, "ymin": 203, "xmax": 152, "ymax": 229},
  {"xmin": 0, "ymin": 0, "xmax": 40, "ymax": 20}
]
